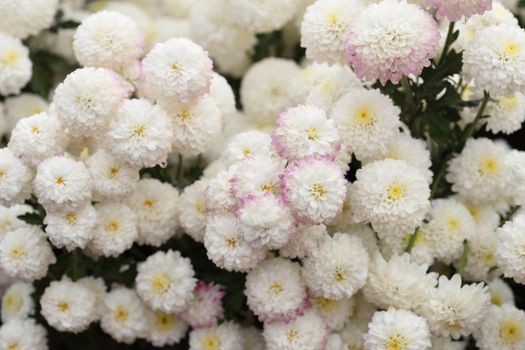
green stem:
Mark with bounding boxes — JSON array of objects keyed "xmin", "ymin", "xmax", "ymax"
[
  {"xmin": 401, "ymin": 76, "xmax": 417, "ymax": 113},
  {"xmin": 405, "ymin": 229, "xmax": 419, "ymax": 253},
  {"xmin": 501, "ymin": 206, "xmax": 521, "ymax": 226},
  {"xmin": 458, "ymin": 241, "xmax": 469, "ymax": 277},
  {"xmin": 176, "ymin": 154, "xmax": 184, "ymax": 180},
  {"xmin": 439, "ymin": 22, "xmax": 456, "ymax": 65}
]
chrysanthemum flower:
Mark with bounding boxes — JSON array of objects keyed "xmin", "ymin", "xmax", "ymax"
[
  {"xmin": 1, "ymin": 282, "xmax": 34, "ymax": 322},
  {"xmin": 476, "ymin": 304, "xmax": 525, "ymax": 350},
  {"xmin": 180, "ymin": 281, "xmax": 224, "ymax": 329},
  {"xmin": 0, "ymin": 33, "xmax": 32, "ymax": 96},
  {"xmin": 0, "ymin": 148, "xmax": 33, "ymax": 207},
  {"xmin": 189, "ymin": 321, "xmax": 244, "ymax": 350},
  {"xmin": 44, "ymin": 204, "xmax": 97, "ymax": 251},
  {"xmin": 423, "ymin": 0, "xmax": 492, "ymax": 21},
  {"xmin": 0, "ymin": 318, "xmax": 48, "ymax": 350}
]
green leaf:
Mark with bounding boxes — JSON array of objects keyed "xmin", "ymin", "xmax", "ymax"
[{"xmin": 17, "ymin": 212, "xmax": 44, "ymax": 226}]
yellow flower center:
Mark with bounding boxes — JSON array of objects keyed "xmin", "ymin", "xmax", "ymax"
[
  {"xmin": 155, "ymin": 311, "xmax": 175, "ymax": 332},
  {"xmin": 132, "ymin": 125, "xmax": 145, "ymax": 137},
  {"xmin": 108, "ymin": 167, "xmax": 119, "ymax": 178},
  {"xmin": 491, "ymin": 293, "xmax": 503, "ymax": 306},
  {"xmin": 505, "ymin": 41, "xmax": 520, "ymax": 56},
  {"xmin": 171, "ymin": 63, "xmax": 178, "ymax": 71},
  {"xmin": 178, "ymin": 109, "xmax": 191, "ymax": 121},
  {"xmin": 3, "ymin": 50, "xmax": 18, "ymax": 65},
  {"xmin": 260, "ymin": 183, "xmax": 274, "ymax": 193},
  {"xmin": 195, "ymin": 200, "xmax": 206, "ymax": 213},
  {"xmin": 7, "ymin": 342, "xmax": 18, "ymax": 350},
  {"xmin": 105, "ymin": 220, "xmax": 120, "ymax": 233},
  {"xmin": 320, "ymin": 81, "xmax": 332, "ymax": 93},
  {"xmin": 65, "ymin": 213, "xmax": 77, "ymax": 225},
  {"xmin": 10, "ymin": 246, "xmax": 25, "ymax": 260},
  {"xmin": 31, "ymin": 106, "xmax": 44, "ymax": 115},
  {"xmin": 2, "ymin": 292, "xmax": 22, "ymax": 313},
  {"xmin": 31, "ymin": 125, "xmax": 40, "ymax": 134},
  {"xmin": 483, "ymin": 251, "xmax": 496, "ymax": 266},
  {"xmin": 446, "ymin": 217, "xmax": 461, "ymax": 231},
  {"xmin": 270, "ymin": 85, "xmax": 283, "ymax": 97},
  {"xmin": 314, "ymin": 296, "xmax": 336, "ymax": 311},
  {"xmin": 500, "ymin": 319, "xmax": 522, "ymax": 344},
  {"xmin": 0, "ymin": 170, "xmax": 4, "ymax": 178},
  {"xmin": 334, "ymin": 267, "xmax": 346, "ymax": 282},
  {"xmin": 151, "ymin": 274, "xmax": 170, "ymax": 293},
  {"xmin": 480, "ymin": 157, "xmax": 499, "ymax": 175},
  {"xmin": 203, "ymin": 334, "xmax": 221, "ymax": 350},
  {"xmin": 310, "ymin": 183, "xmax": 327, "ymax": 200},
  {"xmin": 243, "ymin": 148, "xmax": 251, "ymax": 156},
  {"xmin": 355, "ymin": 107, "xmax": 374, "ymax": 125},
  {"xmin": 328, "ymin": 12, "xmax": 338, "ymax": 25},
  {"xmin": 57, "ymin": 301, "xmax": 70, "ymax": 312},
  {"xmin": 269, "ymin": 282, "xmax": 284, "ymax": 294},
  {"xmin": 287, "ymin": 329, "xmax": 299, "ymax": 341},
  {"xmin": 226, "ymin": 237, "xmax": 238, "ymax": 248},
  {"xmin": 143, "ymin": 199, "xmax": 155, "ymax": 208},
  {"xmin": 306, "ymin": 127, "xmax": 319, "ymax": 140},
  {"xmin": 499, "ymin": 95, "xmax": 519, "ymax": 110},
  {"xmin": 55, "ymin": 176, "xmax": 66, "ymax": 185},
  {"xmin": 114, "ymin": 306, "xmax": 128, "ymax": 323},
  {"xmin": 387, "ymin": 183, "xmax": 405, "ymax": 200},
  {"xmin": 386, "ymin": 334, "xmax": 408, "ymax": 350}
]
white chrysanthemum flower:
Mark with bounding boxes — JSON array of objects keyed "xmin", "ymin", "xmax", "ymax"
[
  {"xmin": 205, "ymin": 165, "xmax": 238, "ymax": 213},
  {"xmin": 455, "ymin": 2, "xmax": 518, "ymax": 51},
  {"xmin": 240, "ymin": 58, "xmax": 300, "ymax": 125},
  {"xmin": 245, "ymin": 257, "xmax": 307, "ymax": 322},
  {"xmin": 289, "ymin": 62, "xmax": 336, "ymax": 104},
  {"xmin": 485, "ymin": 93, "xmax": 525, "ymax": 134},
  {"xmin": 4, "ymin": 93, "xmax": 47, "ymax": 134},
  {"xmin": 190, "ymin": 0, "xmax": 256, "ymax": 78},
  {"xmin": 51, "ymin": 67, "xmax": 131, "ymax": 137},
  {"xmin": 282, "ymin": 157, "xmax": 347, "ymax": 224},
  {"xmin": 301, "ymin": 0, "xmax": 364, "ymax": 65},
  {"xmin": 330, "ymin": 88, "xmax": 401, "ymax": 162},
  {"xmin": 367, "ymin": 131, "xmax": 433, "ymax": 183},
  {"xmin": 40, "ymin": 277, "xmax": 98, "ymax": 333},
  {"xmin": 457, "ymin": 197, "xmax": 501, "ymax": 230},
  {"xmin": 232, "ymin": 155, "xmax": 285, "ymax": 200},
  {"xmin": 447, "ymin": 138, "xmax": 512, "ymax": 204},
  {"xmin": 272, "ymin": 104, "xmax": 340, "ymax": 161},
  {"xmin": 488, "ymin": 278, "xmax": 515, "ymax": 307},
  {"xmin": 464, "ymin": 24, "xmax": 525, "ymax": 97},
  {"xmin": 0, "ymin": 148, "xmax": 33, "ymax": 207},
  {"xmin": 304, "ymin": 64, "xmax": 362, "ymax": 112},
  {"xmin": 311, "ymin": 295, "xmax": 354, "ymax": 331},
  {"xmin": 85, "ymin": 149, "xmax": 139, "ymax": 201},
  {"xmin": 142, "ymin": 37, "xmax": 213, "ymax": 106},
  {"xmin": 506, "ymin": 150, "xmax": 525, "ymax": 207},
  {"xmin": 167, "ymin": 95, "xmax": 222, "ymax": 156},
  {"xmin": 420, "ymin": 274, "xmax": 490, "ymax": 339},
  {"xmin": 476, "ymin": 305, "xmax": 525, "ymax": 350},
  {"xmin": 496, "ymin": 212, "xmax": 525, "ymax": 284},
  {"xmin": 0, "ymin": 204, "xmax": 32, "ymax": 238},
  {"xmin": 180, "ymin": 281, "xmax": 224, "ymax": 329},
  {"xmin": 209, "ymin": 73, "xmax": 236, "ymax": 119},
  {"xmin": 279, "ymin": 223, "xmax": 328, "ymax": 260},
  {"xmin": 0, "ymin": 0, "xmax": 58, "ymax": 38},
  {"xmin": 1, "ymin": 282, "xmax": 34, "ymax": 322},
  {"xmin": 303, "ymin": 233, "xmax": 369, "ymax": 300},
  {"xmin": 330, "ymin": 183, "xmax": 359, "ymax": 233},
  {"xmin": 8, "ymin": 112, "xmax": 68, "ymax": 166},
  {"xmin": 106, "ymin": 98, "xmax": 173, "ymax": 168},
  {"xmin": 263, "ymin": 310, "xmax": 329, "ymax": 350},
  {"xmin": 179, "ymin": 179, "xmax": 208, "ymax": 242},
  {"xmin": 0, "ymin": 34, "xmax": 32, "ymax": 96},
  {"xmin": 44, "ymin": 203, "xmax": 97, "ymax": 251},
  {"xmin": 364, "ymin": 308, "xmax": 431, "ymax": 350},
  {"xmin": 189, "ymin": 321, "xmax": 244, "ymax": 350},
  {"xmin": 226, "ymin": 0, "xmax": 301, "ymax": 34},
  {"xmin": 77, "ymin": 276, "xmax": 106, "ymax": 319},
  {"xmin": 136, "ymin": 249, "xmax": 196, "ymax": 313},
  {"xmin": 423, "ymin": 199, "xmax": 476, "ymax": 264},
  {"xmin": 223, "ymin": 130, "xmax": 276, "ymax": 166},
  {"xmin": 74, "ymin": 10, "xmax": 144, "ymax": 72},
  {"xmin": 351, "ymin": 159, "xmax": 430, "ymax": 239},
  {"xmin": 0, "ymin": 226, "xmax": 56, "ymax": 281},
  {"xmin": 381, "ymin": 228, "xmax": 434, "ymax": 266},
  {"xmin": 126, "ymin": 179, "xmax": 179, "ymax": 247},
  {"xmin": 364, "ymin": 253, "xmax": 437, "ymax": 311},
  {"xmin": 100, "ymin": 288, "xmax": 148, "ymax": 344},
  {"xmin": 144, "ymin": 308, "xmax": 188, "ymax": 347},
  {"xmin": 204, "ymin": 213, "xmax": 266, "ymax": 272},
  {"xmin": 33, "ymin": 155, "xmax": 92, "ymax": 211},
  {"xmin": 0, "ymin": 318, "xmax": 48, "ymax": 350},
  {"xmin": 460, "ymin": 227, "xmax": 498, "ymax": 281},
  {"xmin": 242, "ymin": 327, "xmax": 266, "ymax": 350},
  {"xmin": 88, "ymin": 202, "xmax": 137, "ymax": 257},
  {"xmin": 345, "ymin": 0, "xmax": 440, "ymax": 85},
  {"xmin": 237, "ymin": 194, "xmax": 294, "ymax": 249}
]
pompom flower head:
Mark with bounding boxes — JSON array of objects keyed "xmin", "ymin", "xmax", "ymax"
[
  {"xmin": 0, "ymin": 0, "xmax": 58, "ymax": 39},
  {"xmin": 0, "ymin": 33, "xmax": 32, "ymax": 96},
  {"xmin": 180, "ymin": 281, "xmax": 224, "ymax": 329},
  {"xmin": 0, "ymin": 148, "xmax": 33, "ymax": 207},
  {"xmin": 345, "ymin": 0, "xmax": 440, "ymax": 85},
  {"xmin": 423, "ymin": 0, "xmax": 493, "ymax": 21}
]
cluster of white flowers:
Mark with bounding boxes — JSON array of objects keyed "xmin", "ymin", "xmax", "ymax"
[{"xmin": 0, "ymin": 0, "xmax": 524, "ymax": 349}]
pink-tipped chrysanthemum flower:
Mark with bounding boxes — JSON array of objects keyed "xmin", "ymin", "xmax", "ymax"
[
  {"xmin": 345, "ymin": 0, "xmax": 440, "ymax": 85},
  {"xmin": 423, "ymin": 0, "xmax": 492, "ymax": 22},
  {"xmin": 180, "ymin": 281, "xmax": 225, "ymax": 329}
]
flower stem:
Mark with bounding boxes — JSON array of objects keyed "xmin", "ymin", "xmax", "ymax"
[
  {"xmin": 401, "ymin": 76, "xmax": 417, "ymax": 113},
  {"xmin": 405, "ymin": 228, "xmax": 419, "ymax": 253},
  {"xmin": 438, "ymin": 22, "xmax": 456, "ymax": 65},
  {"xmin": 458, "ymin": 241, "xmax": 469, "ymax": 277}
]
